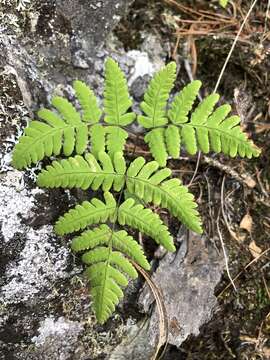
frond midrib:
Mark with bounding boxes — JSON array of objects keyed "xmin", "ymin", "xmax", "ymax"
[
  {"xmin": 114, "ymin": 82, "xmax": 120, "ymax": 126},
  {"xmin": 46, "ymin": 170, "xmax": 125, "ymax": 178},
  {"xmin": 151, "ymin": 85, "xmax": 163, "ymax": 128},
  {"xmin": 96, "ymin": 229, "xmax": 114, "ymax": 321}
]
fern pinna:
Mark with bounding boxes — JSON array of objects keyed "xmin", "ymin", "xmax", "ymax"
[{"xmin": 12, "ymin": 58, "xmax": 260, "ymax": 323}]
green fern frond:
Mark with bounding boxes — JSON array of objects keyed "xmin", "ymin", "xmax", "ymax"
[
  {"xmin": 55, "ymin": 192, "xmax": 116, "ymax": 235},
  {"xmin": 118, "ymin": 198, "xmax": 175, "ymax": 251},
  {"xmin": 82, "ymin": 245, "xmax": 137, "ymax": 323},
  {"xmin": 12, "ymin": 58, "xmax": 261, "ymax": 325},
  {"xmin": 168, "ymin": 80, "xmax": 202, "ymax": 124},
  {"xmin": 125, "ymin": 157, "xmax": 202, "ymax": 234},
  {"xmin": 85, "ymin": 261, "xmax": 127, "ymax": 323},
  {"xmin": 137, "ymin": 62, "xmax": 176, "ymax": 129},
  {"xmin": 144, "ymin": 129, "xmax": 168, "ymax": 167},
  {"xmin": 12, "ymin": 89, "xmax": 92, "ymax": 169},
  {"xmin": 71, "ymin": 223, "xmax": 150, "ymax": 323},
  {"xmin": 105, "ymin": 126, "xmax": 128, "ymax": 158},
  {"xmin": 71, "ymin": 224, "xmax": 150, "ymax": 270},
  {"xmin": 38, "ymin": 152, "xmax": 202, "ymax": 234},
  {"xmin": 141, "ymin": 81, "xmax": 260, "ymax": 164},
  {"xmin": 37, "ymin": 152, "xmax": 126, "ymax": 191},
  {"xmin": 12, "ymin": 110, "xmax": 89, "ymax": 169},
  {"xmin": 73, "ymin": 80, "xmax": 102, "ymax": 123},
  {"xmin": 176, "ymin": 96, "xmax": 261, "ymax": 157},
  {"xmin": 104, "ymin": 58, "xmax": 135, "ymax": 126}
]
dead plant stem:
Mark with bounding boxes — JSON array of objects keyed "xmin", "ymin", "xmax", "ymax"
[{"xmin": 214, "ymin": 0, "xmax": 258, "ymax": 93}]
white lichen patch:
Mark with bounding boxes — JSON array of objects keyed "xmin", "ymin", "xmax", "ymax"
[
  {"xmin": 1, "ymin": 225, "xmax": 69, "ymax": 304},
  {"xmin": 32, "ymin": 316, "xmax": 84, "ymax": 360},
  {"xmin": 126, "ymin": 50, "xmax": 155, "ymax": 86},
  {"xmin": 0, "ymin": 170, "xmax": 37, "ymax": 242},
  {"xmin": 0, "ymin": 170, "xmax": 69, "ymax": 304}
]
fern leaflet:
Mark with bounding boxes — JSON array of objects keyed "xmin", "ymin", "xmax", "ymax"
[
  {"xmin": 71, "ymin": 224, "xmax": 149, "ymax": 323},
  {"xmin": 104, "ymin": 58, "xmax": 135, "ymax": 126},
  {"xmin": 140, "ymin": 80, "xmax": 260, "ymax": 165},
  {"xmin": 55, "ymin": 191, "xmax": 116, "ymax": 235},
  {"xmin": 168, "ymin": 80, "xmax": 202, "ymax": 124},
  {"xmin": 38, "ymin": 152, "xmax": 202, "ymax": 234},
  {"xmin": 137, "ymin": 62, "xmax": 176, "ymax": 128},
  {"xmin": 73, "ymin": 80, "xmax": 102, "ymax": 123}
]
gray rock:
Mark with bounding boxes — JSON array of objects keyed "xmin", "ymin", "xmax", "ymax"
[
  {"xmin": 31, "ymin": 316, "xmax": 84, "ymax": 360},
  {"xmin": 111, "ymin": 232, "xmax": 224, "ymax": 359},
  {"xmin": 56, "ymin": 0, "xmax": 134, "ymax": 49}
]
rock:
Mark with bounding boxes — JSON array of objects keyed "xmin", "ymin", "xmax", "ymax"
[
  {"xmin": 0, "ymin": 35, "xmax": 54, "ymax": 110},
  {"xmin": 56, "ymin": 0, "xmax": 135, "ymax": 49},
  {"xmin": 111, "ymin": 232, "xmax": 224, "ymax": 359},
  {"xmin": 31, "ymin": 317, "xmax": 84, "ymax": 360}
]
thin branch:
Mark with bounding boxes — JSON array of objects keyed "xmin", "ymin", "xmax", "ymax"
[
  {"xmin": 131, "ymin": 261, "xmax": 168, "ymax": 360},
  {"xmin": 214, "ymin": 0, "xmax": 258, "ymax": 93},
  {"xmin": 217, "ymin": 209, "xmax": 237, "ymax": 292},
  {"xmin": 217, "ymin": 247, "xmax": 270, "ymax": 298}
]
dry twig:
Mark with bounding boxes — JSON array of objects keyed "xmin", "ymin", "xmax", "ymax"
[
  {"xmin": 131, "ymin": 261, "xmax": 168, "ymax": 360},
  {"xmin": 217, "ymin": 247, "xmax": 270, "ymax": 298}
]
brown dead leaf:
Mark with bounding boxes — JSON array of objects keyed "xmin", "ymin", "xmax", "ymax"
[
  {"xmin": 243, "ymin": 176, "xmax": 256, "ymax": 189},
  {"xmin": 240, "ymin": 213, "xmax": 253, "ymax": 233},
  {"xmin": 249, "ymin": 240, "xmax": 262, "ymax": 259},
  {"xmin": 262, "ymin": 346, "xmax": 270, "ymax": 358}
]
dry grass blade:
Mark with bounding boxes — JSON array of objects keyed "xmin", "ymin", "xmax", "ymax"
[
  {"xmin": 131, "ymin": 260, "xmax": 168, "ymax": 360},
  {"xmin": 217, "ymin": 207, "xmax": 237, "ymax": 292},
  {"xmin": 217, "ymin": 247, "xmax": 270, "ymax": 298},
  {"xmin": 163, "ymin": 0, "xmax": 232, "ymax": 21},
  {"xmin": 214, "ymin": 0, "xmax": 258, "ymax": 92}
]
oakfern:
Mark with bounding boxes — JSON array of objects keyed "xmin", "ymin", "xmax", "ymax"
[{"xmin": 12, "ymin": 58, "xmax": 260, "ymax": 323}]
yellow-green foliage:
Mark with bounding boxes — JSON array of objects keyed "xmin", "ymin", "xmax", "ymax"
[
  {"xmin": 219, "ymin": 0, "xmax": 229, "ymax": 7},
  {"xmin": 12, "ymin": 58, "xmax": 260, "ymax": 323}
]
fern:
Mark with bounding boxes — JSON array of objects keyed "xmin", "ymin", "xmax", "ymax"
[
  {"xmin": 12, "ymin": 58, "xmax": 260, "ymax": 324},
  {"xmin": 73, "ymin": 80, "xmax": 102, "ymax": 123},
  {"xmin": 137, "ymin": 62, "xmax": 176, "ymax": 128},
  {"xmin": 70, "ymin": 224, "xmax": 150, "ymax": 323},
  {"xmin": 138, "ymin": 70, "xmax": 260, "ymax": 165},
  {"xmin": 37, "ymin": 152, "xmax": 202, "ymax": 234}
]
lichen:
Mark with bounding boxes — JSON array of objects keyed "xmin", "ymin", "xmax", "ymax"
[
  {"xmin": 31, "ymin": 316, "xmax": 84, "ymax": 360},
  {"xmin": 0, "ymin": 170, "xmax": 37, "ymax": 242},
  {"xmin": 1, "ymin": 225, "xmax": 69, "ymax": 303}
]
